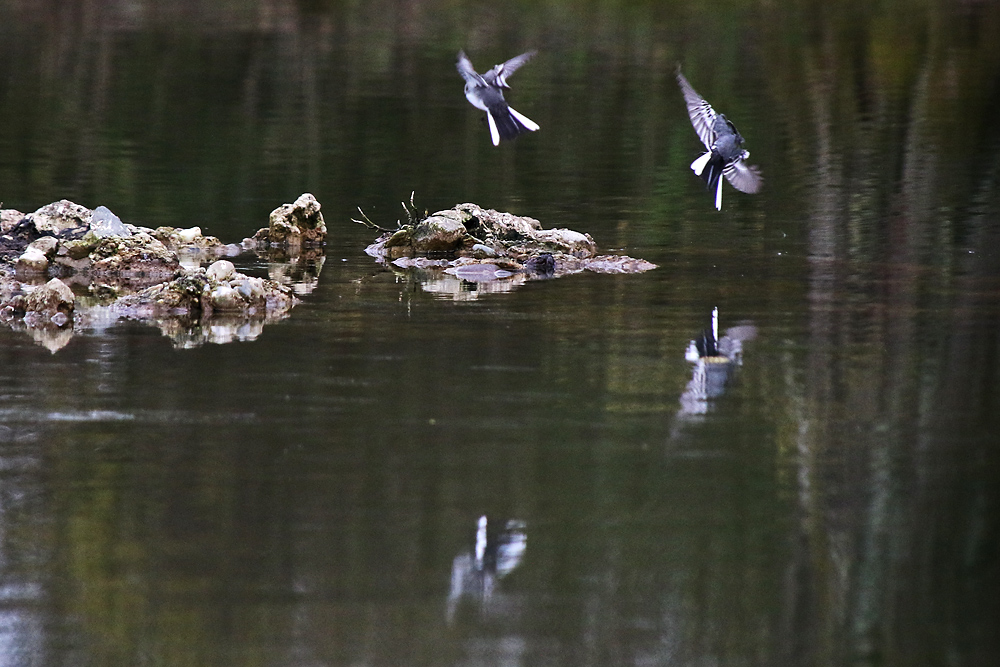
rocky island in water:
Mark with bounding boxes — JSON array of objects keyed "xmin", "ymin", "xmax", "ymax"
[
  {"xmin": 0, "ymin": 194, "xmax": 326, "ymax": 351},
  {"xmin": 2, "ymin": 192, "xmax": 654, "ymax": 349}
]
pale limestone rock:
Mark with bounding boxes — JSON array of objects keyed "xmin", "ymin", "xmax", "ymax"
[
  {"xmin": 28, "ymin": 200, "xmax": 92, "ymax": 236},
  {"xmin": 24, "ymin": 278, "xmax": 74, "ymax": 319},
  {"xmin": 16, "ymin": 247, "xmax": 50, "ymax": 272},
  {"xmin": 206, "ymin": 260, "xmax": 235, "ymax": 282}
]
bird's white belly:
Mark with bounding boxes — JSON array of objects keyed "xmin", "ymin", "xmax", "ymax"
[{"xmin": 465, "ymin": 87, "xmax": 489, "ymax": 112}]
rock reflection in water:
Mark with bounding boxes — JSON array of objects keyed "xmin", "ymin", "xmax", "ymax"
[
  {"xmin": 0, "ymin": 248, "xmax": 323, "ymax": 351},
  {"xmin": 0, "ymin": 430, "xmax": 45, "ymax": 664},
  {"xmin": 677, "ymin": 307, "xmax": 757, "ymax": 420},
  {"xmin": 446, "ymin": 515, "xmax": 527, "ymax": 624},
  {"xmin": 381, "ymin": 257, "xmax": 528, "ymax": 301},
  {"xmin": 381, "ymin": 252, "xmax": 654, "ymax": 301},
  {"xmin": 263, "ymin": 249, "xmax": 326, "ymax": 296}
]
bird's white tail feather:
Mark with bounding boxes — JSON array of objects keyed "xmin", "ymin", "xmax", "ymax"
[
  {"xmin": 486, "ymin": 112, "xmax": 501, "ymax": 146},
  {"xmin": 715, "ymin": 177, "xmax": 723, "ymax": 210},
  {"xmin": 691, "ymin": 151, "xmax": 712, "ymax": 176},
  {"xmin": 509, "ymin": 107, "xmax": 539, "ymax": 131}
]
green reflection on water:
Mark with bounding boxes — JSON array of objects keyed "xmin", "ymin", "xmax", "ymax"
[{"xmin": 1, "ymin": 1, "xmax": 998, "ymax": 666}]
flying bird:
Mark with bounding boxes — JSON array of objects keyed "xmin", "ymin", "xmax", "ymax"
[
  {"xmin": 457, "ymin": 50, "xmax": 539, "ymax": 146},
  {"xmin": 677, "ymin": 69, "xmax": 761, "ymax": 210}
]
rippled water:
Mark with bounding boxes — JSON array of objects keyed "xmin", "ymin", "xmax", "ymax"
[{"xmin": 1, "ymin": 1, "xmax": 999, "ymax": 666}]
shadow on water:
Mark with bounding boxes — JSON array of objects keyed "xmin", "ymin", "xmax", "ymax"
[{"xmin": 0, "ymin": 1, "xmax": 999, "ymax": 666}]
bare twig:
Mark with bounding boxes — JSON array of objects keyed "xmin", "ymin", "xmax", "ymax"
[
  {"xmin": 400, "ymin": 191, "xmax": 428, "ymax": 226},
  {"xmin": 350, "ymin": 207, "xmax": 398, "ymax": 233}
]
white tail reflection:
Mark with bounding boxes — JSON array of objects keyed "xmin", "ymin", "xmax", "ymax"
[
  {"xmin": 446, "ymin": 515, "xmax": 527, "ymax": 624},
  {"xmin": 679, "ymin": 307, "xmax": 757, "ymax": 417}
]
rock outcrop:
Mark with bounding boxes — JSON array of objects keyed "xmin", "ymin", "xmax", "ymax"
[
  {"xmin": 26, "ymin": 199, "xmax": 92, "ymax": 237},
  {"xmin": 375, "ymin": 203, "xmax": 600, "ymax": 260},
  {"xmin": 362, "ymin": 202, "xmax": 655, "ymax": 286},
  {"xmin": 1, "ymin": 196, "xmax": 318, "ymax": 350},
  {"xmin": 248, "ymin": 193, "xmax": 327, "ymax": 247}
]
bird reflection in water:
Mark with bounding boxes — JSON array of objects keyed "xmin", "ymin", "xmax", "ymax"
[
  {"xmin": 446, "ymin": 515, "xmax": 527, "ymax": 624},
  {"xmin": 678, "ymin": 307, "xmax": 757, "ymax": 418}
]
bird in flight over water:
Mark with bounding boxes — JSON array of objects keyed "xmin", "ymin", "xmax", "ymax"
[
  {"xmin": 457, "ymin": 50, "xmax": 539, "ymax": 146},
  {"xmin": 677, "ymin": 69, "xmax": 761, "ymax": 210}
]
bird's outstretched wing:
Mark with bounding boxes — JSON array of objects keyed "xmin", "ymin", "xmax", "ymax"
[
  {"xmin": 677, "ymin": 69, "xmax": 717, "ymax": 150},
  {"xmin": 456, "ymin": 51, "xmax": 487, "ymax": 86},
  {"xmin": 723, "ymin": 160, "xmax": 763, "ymax": 194},
  {"xmin": 485, "ymin": 50, "xmax": 537, "ymax": 88}
]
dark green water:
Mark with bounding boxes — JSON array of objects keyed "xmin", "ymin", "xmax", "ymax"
[{"xmin": 1, "ymin": 1, "xmax": 998, "ymax": 665}]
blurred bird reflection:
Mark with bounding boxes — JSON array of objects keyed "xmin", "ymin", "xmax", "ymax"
[
  {"xmin": 678, "ymin": 307, "xmax": 757, "ymax": 418},
  {"xmin": 446, "ymin": 515, "xmax": 527, "ymax": 624}
]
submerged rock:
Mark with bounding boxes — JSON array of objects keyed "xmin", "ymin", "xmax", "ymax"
[
  {"xmin": 523, "ymin": 252, "xmax": 556, "ymax": 276},
  {"xmin": 445, "ymin": 263, "xmax": 514, "ymax": 282},
  {"xmin": 556, "ymin": 255, "xmax": 659, "ymax": 274}
]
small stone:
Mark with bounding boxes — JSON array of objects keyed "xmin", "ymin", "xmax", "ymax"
[
  {"xmin": 59, "ymin": 237, "xmax": 99, "ymax": 260},
  {"xmin": 235, "ymin": 278, "xmax": 265, "ymax": 300},
  {"xmin": 383, "ymin": 229, "xmax": 413, "ymax": 248},
  {"xmin": 471, "ymin": 243, "xmax": 497, "ymax": 258},
  {"xmin": 90, "ymin": 206, "xmax": 132, "ymax": 238},
  {"xmin": 208, "ymin": 285, "xmax": 244, "ymax": 311},
  {"xmin": 411, "ymin": 213, "xmax": 467, "ymax": 252},
  {"xmin": 175, "ymin": 227, "xmax": 202, "ymax": 244},
  {"xmin": 27, "ymin": 236, "xmax": 59, "ymax": 256},
  {"xmin": 206, "ymin": 260, "xmax": 235, "ymax": 282},
  {"xmin": 16, "ymin": 247, "xmax": 50, "ymax": 272},
  {"xmin": 1, "ymin": 209, "xmax": 26, "ymax": 233},
  {"xmin": 51, "ymin": 255, "xmax": 92, "ymax": 271},
  {"xmin": 534, "ymin": 228, "xmax": 597, "ymax": 257},
  {"xmin": 24, "ymin": 278, "xmax": 75, "ymax": 317},
  {"xmin": 524, "ymin": 252, "xmax": 556, "ymax": 275}
]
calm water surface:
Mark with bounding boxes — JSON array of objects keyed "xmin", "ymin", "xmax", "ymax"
[{"xmin": 1, "ymin": 1, "xmax": 998, "ymax": 666}]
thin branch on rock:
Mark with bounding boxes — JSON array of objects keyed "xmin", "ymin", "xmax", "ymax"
[
  {"xmin": 351, "ymin": 207, "xmax": 398, "ymax": 233},
  {"xmin": 401, "ymin": 191, "xmax": 428, "ymax": 226}
]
